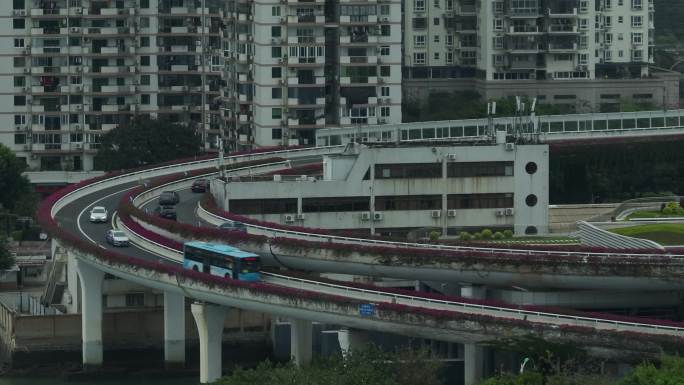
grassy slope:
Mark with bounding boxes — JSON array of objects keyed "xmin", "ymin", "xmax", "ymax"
[
  {"xmin": 611, "ymin": 224, "xmax": 684, "ymax": 245},
  {"xmin": 626, "ymin": 211, "xmax": 684, "ymax": 219}
]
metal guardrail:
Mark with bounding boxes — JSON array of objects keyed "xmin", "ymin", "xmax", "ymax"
[
  {"xmin": 197, "ymin": 201, "xmax": 684, "ymax": 260},
  {"xmin": 577, "ymin": 221, "xmax": 665, "ymax": 251},
  {"xmin": 262, "ymin": 272, "xmax": 684, "ymax": 335}
]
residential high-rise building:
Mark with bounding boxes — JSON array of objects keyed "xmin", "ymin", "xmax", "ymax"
[
  {"xmin": 2, "ymin": 0, "xmax": 402, "ymax": 172},
  {"xmin": 402, "ymin": 0, "xmax": 663, "ymax": 108},
  {"xmin": 404, "ymin": 0, "xmax": 653, "ymax": 81},
  {"xmin": 1, "ymin": 0, "xmax": 229, "ymax": 172},
  {"xmin": 223, "ymin": 0, "xmax": 403, "ymax": 148}
]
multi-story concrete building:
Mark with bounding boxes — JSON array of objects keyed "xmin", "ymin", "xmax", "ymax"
[
  {"xmin": 223, "ymin": 0, "xmax": 403, "ymax": 148},
  {"xmin": 403, "ymin": 0, "xmax": 670, "ymax": 109},
  {"xmin": 1, "ymin": 0, "xmax": 228, "ymax": 172},
  {"xmin": 1, "ymin": 0, "xmax": 402, "ymax": 171}
]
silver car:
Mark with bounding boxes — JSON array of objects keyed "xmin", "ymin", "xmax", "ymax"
[
  {"xmin": 89, "ymin": 206, "xmax": 108, "ymax": 223},
  {"xmin": 105, "ymin": 230, "xmax": 129, "ymax": 247}
]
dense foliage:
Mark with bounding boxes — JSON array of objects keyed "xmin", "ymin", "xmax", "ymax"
[
  {"xmin": 214, "ymin": 347, "xmax": 443, "ymax": 385},
  {"xmin": 0, "ymin": 144, "xmax": 37, "ymax": 216},
  {"xmin": 0, "ymin": 236, "xmax": 15, "ymax": 270},
  {"xmin": 478, "ymin": 355, "xmax": 684, "ymax": 385},
  {"xmin": 550, "ymin": 138, "xmax": 684, "ymax": 204},
  {"xmin": 94, "ymin": 117, "xmax": 203, "ymax": 171},
  {"xmin": 654, "ymin": 0, "xmax": 684, "ymax": 43}
]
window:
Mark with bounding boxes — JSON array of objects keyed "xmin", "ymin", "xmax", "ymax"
[
  {"xmin": 13, "ymin": 0, "xmax": 25, "ymax": 9},
  {"xmin": 272, "ymin": 6, "xmax": 281, "ymax": 16},
  {"xmin": 14, "ymin": 38, "xmax": 24, "ymax": 48},
  {"xmin": 632, "ymin": 0, "xmax": 642, "ymax": 9},
  {"xmin": 446, "ymin": 52, "xmax": 454, "ymax": 64},
  {"xmin": 632, "ymin": 49, "xmax": 643, "ymax": 61},
  {"xmin": 618, "ymin": 16, "xmax": 623, "ymax": 24},
  {"xmin": 140, "ymin": 56, "xmax": 150, "ymax": 66},
  {"xmin": 632, "ymin": 32, "xmax": 642, "ymax": 45},
  {"xmin": 271, "ymin": 47, "xmax": 282, "ymax": 58},
  {"xmin": 493, "ymin": 18, "xmax": 503, "ymax": 31},
  {"xmin": 271, "ymin": 26, "xmax": 281, "ymax": 37},
  {"xmin": 14, "ymin": 115, "xmax": 25, "ymax": 124},
  {"xmin": 380, "ymin": 5, "xmax": 390, "ymax": 15},
  {"xmin": 413, "ymin": 52, "xmax": 426, "ymax": 64},
  {"xmin": 605, "ymin": 33, "xmax": 613, "ymax": 44},
  {"xmin": 272, "ymin": 108, "xmax": 282, "ymax": 119},
  {"xmin": 447, "ymin": 162, "xmax": 514, "ymax": 178},
  {"xmin": 414, "ymin": 35, "xmax": 426, "ymax": 47},
  {"xmin": 617, "ymin": 33, "xmax": 623, "ymax": 41},
  {"xmin": 433, "ymin": 17, "xmax": 440, "ymax": 26},
  {"xmin": 446, "ymin": 0, "xmax": 453, "ymax": 10},
  {"xmin": 579, "ymin": 53, "xmax": 588, "ymax": 64},
  {"xmin": 381, "ymin": 86, "xmax": 390, "ymax": 96},
  {"xmin": 125, "ymin": 293, "xmax": 145, "ymax": 307},
  {"xmin": 13, "ymin": 76, "xmax": 25, "ymax": 87},
  {"xmin": 446, "ymin": 35, "xmax": 454, "ymax": 46},
  {"xmin": 303, "ymin": 197, "xmax": 369, "ymax": 213},
  {"xmin": 631, "ymin": 16, "xmax": 642, "ymax": 27},
  {"xmin": 140, "ymin": 37, "xmax": 150, "ymax": 47},
  {"xmin": 272, "ymin": 67, "xmax": 281, "ymax": 78},
  {"xmin": 272, "ymin": 128, "xmax": 282, "ymax": 139},
  {"xmin": 433, "ymin": 52, "xmax": 440, "ymax": 60},
  {"xmin": 380, "ymin": 25, "xmax": 390, "ymax": 36},
  {"xmin": 605, "ymin": 16, "xmax": 612, "ymax": 27},
  {"xmin": 380, "ymin": 66, "xmax": 390, "ymax": 76},
  {"xmin": 14, "ymin": 96, "xmax": 25, "ymax": 106},
  {"xmin": 380, "ymin": 106, "xmax": 390, "ymax": 117},
  {"xmin": 413, "ymin": 18, "xmax": 427, "ymax": 29},
  {"xmin": 140, "ymin": 75, "xmax": 150, "ymax": 85},
  {"xmin": 447, "ymin": 193, "xmax": 514, "ymax": 209},
  {"xmin": 272, "ymin": 87, "xmax": 282, "ymax": 99},
  {"xmin": 493, "ymin": 36, "xmax": 504, "ymax": 49},
  {"xmin": 13, "ymin": 19, "xmax": 25, "ymax": 29},
  {"xmin": 434, "ymin": 0, "xmax": 440, "ymax": 7},
  {"xmin": 141, "ymin": 94, "xmax": 150, "ymax": 105},
  {"xmin": 434, "ymin": 35, "xmax": 440, "ymax": 43},
  {"xmin": 414, "ymin": 0, "xmax": 425, "ymax": 11},
  {"xmin": 380, "ymin": 46, "xmax": 390, "ymax": 56}
]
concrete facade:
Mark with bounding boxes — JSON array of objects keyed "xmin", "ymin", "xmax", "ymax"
[{"xmin": 214, "ymin": 142, "xmax": 550, "ymax": 235}]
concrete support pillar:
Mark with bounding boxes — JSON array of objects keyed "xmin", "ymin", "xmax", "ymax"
[
  {"xmin": 290, "ymin": 318, "xmax": 313, "ymax": 367},
  {"xmin": 461, "ymin": 285, "xmax": 486, "ymax": 385},
  {"xmin": 75, "ymin": 259, "xmax": 105, "ymax": 370},
  {"xmin": 164, "ymin": 292, "xmax": 186, "ymax": 368},
  {"xmin": 191, "ymin": 302, "xmax": 226, "ymax": 383},
  {"xmin": 337, "ymin": 328, "xmax": 368, "ymax": 358}
]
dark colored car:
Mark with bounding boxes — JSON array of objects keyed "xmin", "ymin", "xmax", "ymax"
[
  {"xmin": 155, "ymin": 205, "xmax": 177, "ymax": 221},
  {"xmin": 218, "ymin": 221, "xmax": 248, "ymax": 233},
  {"xmin": 159, "ymin": 191, "xmax": 180, "ymax": 205},
  {"xmin": 191, "ymin": 179, "xmax": 210, "ymax": 193}
]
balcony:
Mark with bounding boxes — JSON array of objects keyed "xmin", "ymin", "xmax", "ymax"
[
  {"xmin": 506, "ymin": 8, "xmax": 541, "ymax": 18},
  {"xmin": 341, "ymin": 56, "xmax": 378, "ymax": 64},
  {"xmin": 547, "ymin": 7, "xmax": 578, "ymax": 17},
  {"xmin": 507, "ymin": 25, "xmax": 541, "ymax": 34},
  {"xmin": 548, "ymin": 24, "xmax": 578, "ymax": 34},
  {"xmin": 548, "ymin": 42, "xmax": 578, "ymax": 52},
  {"xmin": 287, "ymin": 15, "xmax": 325, "ymax": 24}
]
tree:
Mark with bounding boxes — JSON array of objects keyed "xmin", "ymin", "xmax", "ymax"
[
  {"xmin": 618, "ymin": 355, "xmax": 684, "ymax": 385},
  {"xmin": 0, "ymin": 144, "xmax": 36, "ymax": 216},
  {"xmin": 94, "ymin": 117, "xmax": 203, "ymax": 171},
  {"xmin": 0, "ymin": 236, "xmax": 15, "ymax": 270},
  {"xmin": 214, "ymin": 347, "xmax": 444, "ymax": 385}
]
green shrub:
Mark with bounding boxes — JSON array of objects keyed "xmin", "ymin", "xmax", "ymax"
[
  {"xmin": 503, "ymin": 229, "xmax": 514, "ymax": 238},
  {"xmin": 493, "ymin": 231, "xmax": 504, "ymax": 240},
  {"xmin": 662, "ymin": 201, "xmax": 684, "ymax": 216},
  {"xmin": 481, "ymin": 229, "xmax": 493, "ymax": 239},
  {"xmin": 11, "ymin": 230, "xmax": 23, "ymax": 242},
  {"xmin": 473, "ymin": 232, "xmax": 482, "ymax": 240},
  {"xmin": 459, "ymin": 231, "xmax": 471, "ymax": 241},
  {"xmin": 428, "ymin": 231, "xmax": 441, "ymax": 241}
]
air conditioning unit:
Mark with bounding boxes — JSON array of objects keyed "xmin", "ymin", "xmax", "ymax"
[
  {"xmin": 23, "ymin": 145, "xmax": 30, "ymax": 151},
  {"xmin": 373, "ymin": 212, "xmax": 383, "ymax": 221},
  {"xmin": 295, "ymin": 213, "xmax": 305, "ymax": 220},
  {"xmin": 70, "ymin": 27, "xmax": 81, "ymax": 33},
  {"xmin": 278, "ymin": 79, "xmax": 285, "ymax": 86},
  {"xmin": 21, "ymin": 87, "xmax": 28, "ymax": 93},
  {"xmin": 23, "ymin": 68, "xmax": 31, "ymax": 74},
  {"xmin": 504, "ymin": 142, "xmax": 515, "ymax": 151},
  {"xmin": 284, "ymin": 214, "xmax": 295, "ymax": 223},
  {"xmin": 75, "ymin": 86, "xmax": 82, "ymax": 92},
  {"xmin": 280, "ymin": 17, "xmax": 286, "ymax": 24},
  {"xmin": 446, "ymin": 154, "xmax": 457, "ymax": 161},
  {"xmin": 378, "ymin": 118, "xmax": 387, "ymax": 124},
  {"xmin": 73, "ymin": 143, "xmax": 82, "ymax": 149},
  {"xmin": 431, "ymin": 210, "xmax": 441, "ymax": 218},
  {"xmin": 76, "ymin": 8, "xmax": 83, "ymax": 14},
  {"xmin": 181, "ymin": 106, "xmax": 189, "ymax": 111},
  {"xmin": 447, "ymin": 209, "xmax": 457, "ymax": 217},
  {"xmin": 75, "ymin": 66, "xmax": 82, "ymax": 72},
  {"xmin": 14, "ymin": 10, "xmax": 26, "ymax": 16},
  {"xmin": 15, "ymin": 125, "xmax": 24, "ymax": 131},
  {"xmin": 495, "ymin": 209, "xmax": 504, "ymax": 217},
  {"xmin": 504, "ymin": 208, "xmax": 515, "ymax": 216},
  {"xmin": 76, "ymin": 105, "xmax": 83, "ymax": 111},
  {"xmin": 361, "ymin": 212, "xmax": 371, "ymax": 221},
  {"xmin": 381, "ymin": 17, "xmax": 389, "ymax": 22},
  {"xmin": 271, "ymin": 38, "xmax": 279, "ymax": 44},
  {"xmin": 377, "ymin": 77, "xmax": 385, "ymax": 84},
  {"xmin": 73, "ymin": 124, "xmax": 81, "ymax": 130},
  {"xmin": 26, "ymin": 97, "xmax": 32, "ymax": 103}
]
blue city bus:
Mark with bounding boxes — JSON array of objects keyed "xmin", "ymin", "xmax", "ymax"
[{"xmin": 183, "ymin": 241, "xmax": 261, "ymax": 281}]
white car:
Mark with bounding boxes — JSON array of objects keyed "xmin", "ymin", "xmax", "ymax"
[
  {"xmin": 105, "ymin": 230, "xmax": 129, "ymax": 247},
  {"xmin": 89, "ymin": 206, "xmax": 108, "ymax": 223}
]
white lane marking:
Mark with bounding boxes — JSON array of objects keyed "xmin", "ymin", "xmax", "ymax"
[{"xmin": 77, "ymin": 186, "xmax": 138, "ymax": 246}]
